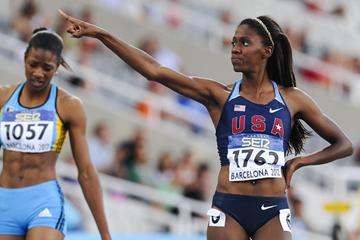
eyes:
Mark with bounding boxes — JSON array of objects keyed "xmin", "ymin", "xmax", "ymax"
[
  {"xmin": 231, "ymin": 38, "xmax": 250, "ymax": 48},
  {"xmin": 27, "ymin": 61, "xmax": 55, "ymax": 72}
]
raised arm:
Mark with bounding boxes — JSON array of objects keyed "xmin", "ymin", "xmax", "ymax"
[
  {"xmin": 62, "ymin": 94, "xmax": 111, "ymax": 240},
  {"xmin": 59, "ymin": 10, "xmax": 224, "ymax": 106},
  {"xmin": 284, "ymin": 88, "xmax": 353, "ymax": 187}
]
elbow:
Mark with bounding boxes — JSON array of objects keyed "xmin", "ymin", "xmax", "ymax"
[
  {"xmin": 145, "ymin": 65, "xmax": 165, "ymax": 82},
  {"xmin": 341, "ymin": 137, "xmax": 353, "ymax": 157},
  {"xmin": 345, "ymin": 139, "xmax": 354, "ymax": 156},
  {"xmin": 77, "ymin": 165, "xmax": 95, "ymax": 182}
]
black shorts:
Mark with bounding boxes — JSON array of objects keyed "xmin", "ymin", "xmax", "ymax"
[{"xmin": 209, "ymin": 191, "xmax": 291, "ymax": 237}]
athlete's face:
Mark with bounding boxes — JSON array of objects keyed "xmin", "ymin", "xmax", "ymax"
[
  {"xmin": 24, "ymin": 48, "xmax": 59, "ymax": 92},
  {"xmin": 231, "ymin": 24, "xmax": 271, "ymax": 73}
]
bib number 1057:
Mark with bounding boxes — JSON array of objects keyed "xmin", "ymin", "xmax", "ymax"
[{"xmin": 3, "ymin": 123, "xmax": 49, "ymax": 140}]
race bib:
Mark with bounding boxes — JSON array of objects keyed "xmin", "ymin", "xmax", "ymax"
[
  {"xmin": 1, "ymin": 110, "xmax": 55, "ymax": 152},
  {"xmin": 227, "ymin": 134, "xmax": 285, "ymax": 181}
]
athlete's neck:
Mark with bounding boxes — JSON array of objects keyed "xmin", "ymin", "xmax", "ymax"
[
  {"xmin": 241, "ymin": 71, "xmax": 272, "ymax": 98},
  {"xmin": 21, "ymin": 84, "xmax": 51, "ymax": 107}
]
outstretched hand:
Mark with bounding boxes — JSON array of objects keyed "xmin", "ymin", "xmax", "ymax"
[{"xmin": 58, "ymin": 9, "xmax": 103, "ymax": 38}]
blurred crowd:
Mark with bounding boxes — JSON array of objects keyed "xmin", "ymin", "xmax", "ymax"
[
  {"xmin": 85, "ymin": 122, "xmax": 211, "ymax": 203},
  {"xmin": 61, "ymin": 122, "xmax": 211, "ymax": 233},
  {"xmin": 2, "ymin": 0, "xmax": 360, "ymax": 122}
]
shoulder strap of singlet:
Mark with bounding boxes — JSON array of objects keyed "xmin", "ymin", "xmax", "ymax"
[
  {"xmin": 271, "ymin": 80, "xmax": 285, "ymax": 105},
  {"xmin": 228, "ymin": 79, "xmax": 242, "ymax": 102},
  {"xmin": 42, "ymin": 84, "xmax": 57, "ymax": 109},
  {"xmin": 3, "ymin": 82, "xmax": 25, "ymax": 109}
]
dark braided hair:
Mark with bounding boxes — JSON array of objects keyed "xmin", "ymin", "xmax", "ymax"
[
  {"xmin": 239, "ymin": 16, "xmax": 311, "ymax": 155},
  {"xmin": 25, "ymin": 27, "xmax": 71, "ymax": 70}
]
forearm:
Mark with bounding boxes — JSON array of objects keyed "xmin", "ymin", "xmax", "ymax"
[
  {"xmin": 297, "ymin": 138, "xmax": 353, "ymax": 169},
  {"xmin": 78, "ymin": 169, "xmax": 111, "ymax": 239},
  {"xmin": 96, "ymin": 29, "xmax": 161, "ymax": 80}
]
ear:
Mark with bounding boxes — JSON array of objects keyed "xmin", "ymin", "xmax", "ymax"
[{"xmin": 262, "ymin": 46, "xmax": 273, "ymax": 59}]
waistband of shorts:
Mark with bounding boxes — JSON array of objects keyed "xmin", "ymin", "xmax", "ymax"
[
  {"xmin": 0, "ymin": 179, "xmax": 59, "ymax": 193},
  {"xmin": 213, "ymin": 191, "xmax": 287, "ymax": 201}
]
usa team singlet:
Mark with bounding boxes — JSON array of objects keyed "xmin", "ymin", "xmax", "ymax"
[
  {"xmin": 0, "ymin": 83, "xmax": 67, "ymax": 153},
  {"xmin": 216, "ymin": 79, "xmax": 291, "ymax": 182}
]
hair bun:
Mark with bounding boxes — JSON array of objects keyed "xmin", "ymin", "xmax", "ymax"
[{"xmin": 32, "ymin": 27, "xmax": 48, "ymax": 34}]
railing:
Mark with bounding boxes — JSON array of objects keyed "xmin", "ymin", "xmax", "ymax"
[
  {"xmin": 57, "ymin": 161, "xmax": 209, "ymax": 235},
  {"xmin": 0, "ymin": 159, "xmax": 333, "ymax": 238},
  {"xmin": 298, "ymin": 164, "xmax": 360, "ymax": 197}
]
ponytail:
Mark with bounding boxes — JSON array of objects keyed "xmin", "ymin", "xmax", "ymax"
[{"xmin": 240, "ymin": 16, "xmax": 311, "ymax": 155}]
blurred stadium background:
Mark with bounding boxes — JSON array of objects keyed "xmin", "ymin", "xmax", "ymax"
[{"xmin": 1, "ymin": 0, "xmax": 360, "ymax": 239}]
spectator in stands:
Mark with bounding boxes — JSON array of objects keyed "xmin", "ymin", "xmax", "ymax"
[
  {"xmin": 88, "ymin": 122, "xmax": 115, "ymax": 171},
  {"xmin": 174, "ymin": 150, "xmax": 198, "ymax": 189},
  {"xmin": 61, "ymin": 11, "xmax": 353, "ymax": 240},
  {"xmin": 184, "ymin": 163, "xmax": 211, "ymax": 201},
  {"xmin": 11, "ymin": 0, "xmax": 46, "ymax": 41},
  {"xmin": 154, "ymin": 152, "xmax": 182, "ymax": 193},
  {"xmin": 105, "ymin": 142, "xmax": 129, "ymax": 179},
  {"xmin": 331, "ymin": 4, "xmax": 346, "ymax": 18},
  {"xmin": 165, "ymin": 0, "xmax": 183, "ymax": 29},
  {"xmin": 138, "ymin": 34, "xmax": 182, "ymax": 73},
  {"xmin": 121, "ymin": 128, "xmax": 146, "ymax": 168},
  {"xmin": 127, "ymin": 142, "xmax": 154, "ymax": 185}
]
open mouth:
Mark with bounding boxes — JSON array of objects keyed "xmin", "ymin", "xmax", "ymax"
[{"xmin": 30, "ymin": 79, "xmax": 45, "ymax": 88}]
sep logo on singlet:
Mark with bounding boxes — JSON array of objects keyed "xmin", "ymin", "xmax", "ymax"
[{"xmin": 15, "ymin": 112, "xmax": 41, "ymax": 122}]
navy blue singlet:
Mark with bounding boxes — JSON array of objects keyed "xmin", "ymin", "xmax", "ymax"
[{"xmin": 216, "ymin": 79, "xmax": 291, "ymax": 181}]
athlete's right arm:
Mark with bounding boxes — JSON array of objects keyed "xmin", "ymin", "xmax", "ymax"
[{"xmin": 59, "ymin": 10, "xmax": 226, "ymax": 106}]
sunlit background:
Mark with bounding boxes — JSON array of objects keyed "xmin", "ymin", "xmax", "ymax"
[{"xmin": 1, "ymin": 0, "xmax": 360, "ymax": 239}]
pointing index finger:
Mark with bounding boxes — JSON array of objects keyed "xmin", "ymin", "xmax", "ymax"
[{"xmin": 58, "ymin": 9, "xmax": 73, "ymax": 22}]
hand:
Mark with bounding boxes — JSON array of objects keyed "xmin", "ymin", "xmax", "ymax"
[
  {"xmin": 58, "ymin": 9, "xmax": 104, "ymax": 38},
  {"xmin": 283, "ymin": 157, "xmax": 302, "ymax": 189}
]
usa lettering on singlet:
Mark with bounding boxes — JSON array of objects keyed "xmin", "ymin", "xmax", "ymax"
[
  {"xmin": 227, "ymin": 133, "xmax": 285, "ymax": 181},
  {"xmin": 216, "ymin": 79, "xmax": 291, "ymax": 181}
]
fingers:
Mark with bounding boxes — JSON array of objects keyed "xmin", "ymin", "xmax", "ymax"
[
  {"xmin": 59, "ymin": 9, "xmax": 83, "ymax": 38},
  {"xmin": 58, "ymin": 9, "xmax": 79, "ymax": 24},
  {"xmin": 66, "ymin": 28, "xmax": 82, "ymax": 38},
  {"xmin": 58, "ymin": 9, "xmax": 72, "ymax": 21}
]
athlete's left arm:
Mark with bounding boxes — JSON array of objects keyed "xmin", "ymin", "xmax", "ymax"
[
  {"xmin": 63, "ymin": 96, "xmax": 111, "ymax": 240},
  {"xmin": 285, "ymin": 88, "xmax": 353, "ymax": 174}
]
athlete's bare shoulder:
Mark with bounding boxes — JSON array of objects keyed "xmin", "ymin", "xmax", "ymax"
[
  {"xmin": 281, "ymin": 86, "xmax": 311, "ymax": 100},
  {"xmin": 56, "ymin": 87, "xmax": 84, "ymax": 123},
  {"xmin": 0, "ymin": 84, "xmax": 22, "ymax": 108},
  {"xmin": 280, "ymin": 86, "xmax": 315, "ymax": 116}
]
